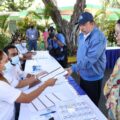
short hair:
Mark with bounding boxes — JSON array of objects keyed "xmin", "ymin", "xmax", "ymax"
[
  {"xmin": 3, "ymin": 45, "xmax": 18, "ymax": 55},
  {"xmin": 48, "ymin": 26, "xmax": 55, "ymax": 33}
]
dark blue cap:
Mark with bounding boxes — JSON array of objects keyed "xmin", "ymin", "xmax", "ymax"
[{"xmin": 75, "ymin": 12, "xmax": 93, "ymax": 25}]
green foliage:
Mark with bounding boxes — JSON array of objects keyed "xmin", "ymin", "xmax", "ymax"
[
  {"xmin": 0, "ymin": 0, "xmax": 34, "ymax": 12},
  {"xmin": 16, "ymin": 8, "xmax": 52, "ymax": 36},
  {"xmin": 0, "ymin": 15, "xmax": 9, "ymax": 31},
  {"xmin": 0, "ymin": 33, "xmax": 10, "ymax": 49},
  {"xmin": 67, "ymin": 45, "xmax": 77, "ymax": 56},
  {"xmin": 43, "ymin": 2, "xmax": 55, "ymax": 17},
  {"xmin": 94, "ymin": 0, "xmax": 120, "ymax": 46}
]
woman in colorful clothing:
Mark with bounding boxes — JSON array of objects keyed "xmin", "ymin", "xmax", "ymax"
[{"xmin": 104, "ymin": 19, "xmax": 120, "ymax": 120}]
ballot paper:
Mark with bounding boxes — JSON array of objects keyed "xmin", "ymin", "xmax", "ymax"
[
  {"xmin": 28, "ymin": 96, "xmax": 55, "ymax": 112},
  {"xmin": 38, "ymin": 67, "xmax": 68, "ymax": 82},
  {"xmin": 56, "ymin": 95, "xmax": 107, "ymax": 120},
  {"xmin": 28, "ymin": 90, "xmax": 76, "ymax": 113},
  {"xmin": 32, "ymin": 51, "xmax": 51, "ymax": 59}
]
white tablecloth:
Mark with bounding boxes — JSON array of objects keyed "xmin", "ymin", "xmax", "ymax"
[{"xmin": 19, "ymin": 51, "xmax": 107, "ymax": 120}]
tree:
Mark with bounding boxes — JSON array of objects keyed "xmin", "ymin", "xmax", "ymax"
[
  {"xmin": 107, "ymin": 0, "xmax": 120, "ymax": 8},
  {"xmin": 0, "ymin": 15, "xmax": 9, "ymax": 31},
  {"xmin": 94, "ymin": 0, "xmax": 120, "ymax": 45},
  {"xmin": 0, "ymin": 0, "xmax": 34, "ymax": 11},
  {"xmin": 42, "ymin": 0, "xmax": 86, "ymax": 52}
]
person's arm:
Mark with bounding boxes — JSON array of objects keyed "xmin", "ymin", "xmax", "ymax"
[
  {"xmin": 54, "ymin": 37, "xmax": 64, "ymax": 47},
  {"xmin": 53, "ymin": 35, "xmax": 65, "ymax": 47},
  {"xmin": 16, "ymin": 70, "xmax": 47, "ymax": 88},
  {"xmin": 16, "ymin": 78, "xmax": 56, "ymax": 103},
  {"xmin": 16, "ymin": 76, "xmax": 37, "ymax": 88}
]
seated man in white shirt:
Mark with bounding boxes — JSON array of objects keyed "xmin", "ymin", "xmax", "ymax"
[
  {"xmin": 11, "ymin": 39, "xmax": 35, "ymax": 70},
  {"xmin": 3, "ymin": 45, "xmax": 44, "ymax": 88},
  {"xmin": 0, "ymin": 50, "xmax": 56, "ymax": 120},
  {"xmin": 18, "ymin": 39, "xmax": 28, "ymax": 54},
  {"xmin": 3, "ymin": 45, "xmax": 46, "ymax": 120}
]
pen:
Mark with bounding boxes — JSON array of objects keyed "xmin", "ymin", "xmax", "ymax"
[{"xmin": 40, "ymin": 111, "xmax": 56, "ymax": 116}]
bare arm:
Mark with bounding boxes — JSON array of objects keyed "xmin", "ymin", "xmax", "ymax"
[
  {"xmin": 16, "ymin": 78, "xmax": 56, "ymax": 103},
  {"xmin": 16, "ymin": 76, "xmax": 37, "ymax": 88},
  {"xmin": 16, "ymin": 71, "xmax": 47, "ymax": 88}
]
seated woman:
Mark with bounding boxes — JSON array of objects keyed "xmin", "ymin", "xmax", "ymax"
[
  {"xmin": 104, "ymin": 19, "xmax": 120, "ymax": 120},
  {"xmin": 0, "ymin": 50, "xmax": 56, "ymax": 120}
]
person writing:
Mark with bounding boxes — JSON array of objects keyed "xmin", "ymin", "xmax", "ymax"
[
  {"xmin": 3, "ymin": 45, "xmax": 46, "ymax": 88},
  {"xmin": 0, "ymin": 50, "xmax": 56, "ymax": 120}
]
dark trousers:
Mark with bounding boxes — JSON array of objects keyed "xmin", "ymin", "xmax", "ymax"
[
  {"xmin": 80, "ymin": 77, "xmax": 102, "ymax": 106},
  {"xmin": 28, "ymin": 40, "xmax": 37, "ymax": 51},
  {"xmin": 21, "ymin": 60, "xmax": 26, "ymax": 71},
  {"xmin": 58, "ymin": 59, "xmax": 67, "ymax": 68},
  {"xmin": 15, "ymin": 102, "xmax": 20, "ymax": 120}
]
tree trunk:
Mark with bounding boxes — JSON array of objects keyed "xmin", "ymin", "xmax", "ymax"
[{"xmin": 42, "ymin": 0, "xmax": 86, "ymax": 53}]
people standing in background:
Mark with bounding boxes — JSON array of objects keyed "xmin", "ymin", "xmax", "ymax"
[
  {"xmin": 67, "ymin": 12, "xmax": 107, "ymax": 106},
  {"xmin": 26, "ymin": 23, "xmax": 39, "ymax": 51},
  {"xmin": 104, "ymin": 19, "xmax": 120, "ymax": 120},
  {"xmin": 42, "ymin": 28, "xmax": 49, "ymax": 49}
]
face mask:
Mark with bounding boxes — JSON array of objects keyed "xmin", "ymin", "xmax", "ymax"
[
  {"xmin": 3, "ymin": 61, "xmax": 13, "ymax": 73},
  {"xmin": 15, "ymin": 44, "xmax": 20, "ymax": 48},
  {"xmin": 11, "ymin": 55, "xmax": 20, "ymax": 65},
  {"xmin": 21, "ymin": 43, "xmax": 27, "ymax": 47}
]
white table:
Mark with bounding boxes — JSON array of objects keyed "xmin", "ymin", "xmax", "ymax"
[{"xmin": 19, "ymin": 51, "xmax": 107, "ymax": 120}]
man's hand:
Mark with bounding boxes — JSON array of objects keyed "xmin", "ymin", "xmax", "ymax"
[
  {"xmin": 52, "ymin": 36, "xmax": 57, "ymax": 41},
  {"xmin": 36, "ymin": 71, "xmax": 48, "ymax": 78},
  {"xmin": 29, "ymin": 80, "xmax": 41, "ymax": 88},
  {"xmin": 24, "ymin": 52, "xmax": 33, "ymax": 59},
  {"xmin": 66, "ymin": 67, "xmax": 73, "ymax": 76},
  {"xmin": 45, "ymin": 78, "xmax": 57, "ymax": 87}
]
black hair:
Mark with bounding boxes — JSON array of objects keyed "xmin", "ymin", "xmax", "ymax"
[
  {"xmin": 48, "ymin": 26, "xmax": 55, "ymax": 33},
  {"xmin": 49, "ymin": 32, "xmax": 55, "ymax": 39},
  {"xmin": 3, "ymin": 45, "xmax": 18, "ymax": 55},
  {"xmin": 117, "ymin": 19, "xmax": 120, "ymax": 24}
]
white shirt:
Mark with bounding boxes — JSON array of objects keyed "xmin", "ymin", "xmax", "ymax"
[
  {"xmin": 83, "ymin": 32, "xmax": 91, "ymax": 41},
  {"xmin": 0, "ymin": 81, "xmax": 21, "ymax": 120},
  {"xmin": 16, "ymin": 44, "xmax": 28, "ymax": 54},
  {"xmin": 3, "ymin": 64, "xmax": 27, "ymax": 87}
]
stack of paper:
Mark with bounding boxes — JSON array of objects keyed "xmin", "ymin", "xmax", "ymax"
[{"xmin": 56, "ymin": 95, "xmax": 107, "ymax": 120}]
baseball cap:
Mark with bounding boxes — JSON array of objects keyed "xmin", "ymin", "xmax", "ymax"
[{"xmin": 75, "ymin": 12, "xmax": 94, "ymax": 25}]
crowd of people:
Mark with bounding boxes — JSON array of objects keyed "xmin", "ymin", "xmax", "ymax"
[{"xmin": 0, "ymin": 11, "xmax": 120, "ymax": 120}]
